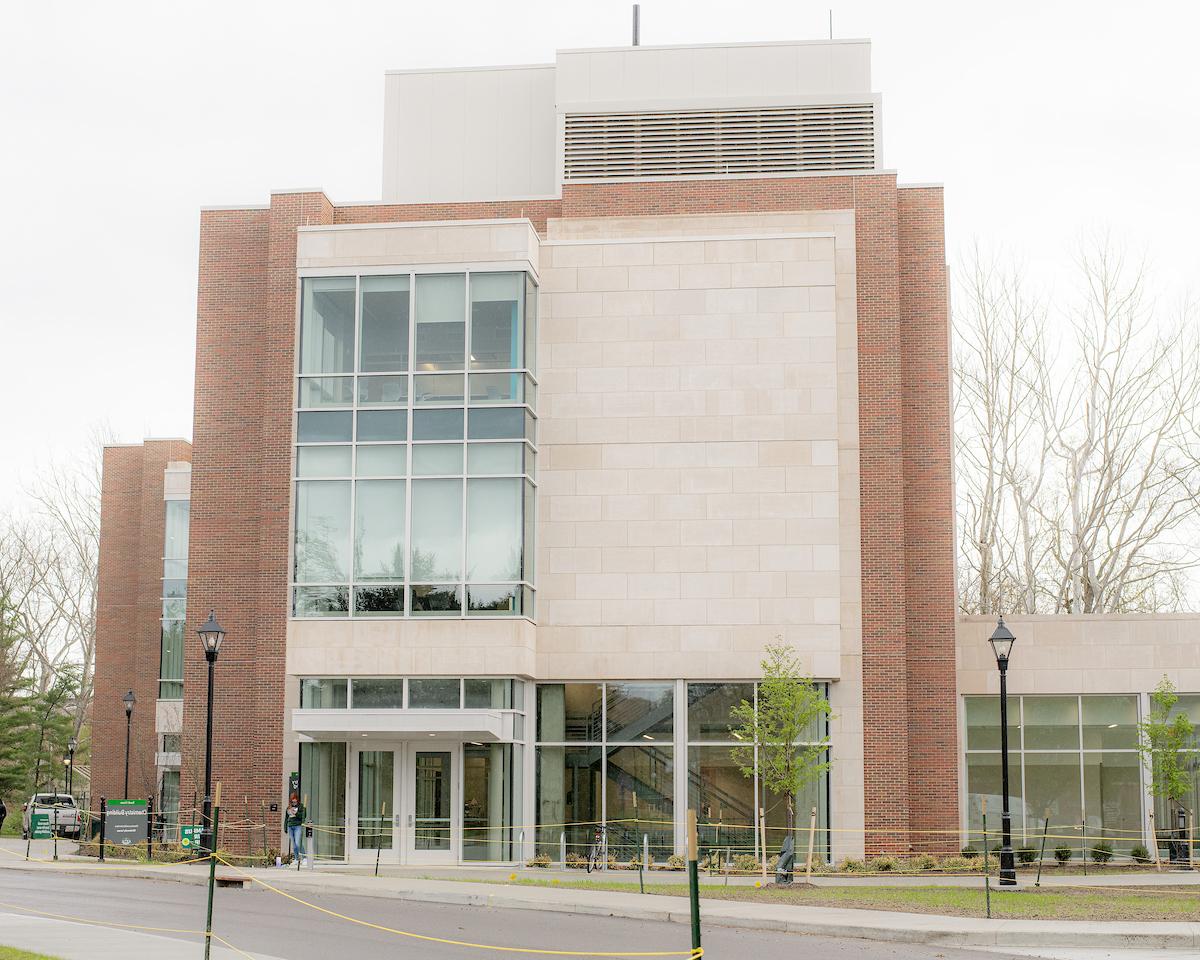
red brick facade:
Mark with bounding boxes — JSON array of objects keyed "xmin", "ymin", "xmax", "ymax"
[
  {"xmin": 92, "ymin": 439, "xmax": 191, "ymax": 807},
  {"xmin": 897, "ymin": 188, "xmax": 958, "ymax": 851},
  {"xmin": 113, "ymin": 175, "xmax": 956, "ymax": 854}
]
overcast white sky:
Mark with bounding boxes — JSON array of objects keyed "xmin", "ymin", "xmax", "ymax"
[{"xmin": 1, "ymin": 0, "xmax": 1198, "ymax": 511}]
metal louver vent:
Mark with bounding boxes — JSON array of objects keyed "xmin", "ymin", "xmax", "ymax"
[{"xmin": 563, "ymin": 103, "xmax": 876, "ymax": 180}]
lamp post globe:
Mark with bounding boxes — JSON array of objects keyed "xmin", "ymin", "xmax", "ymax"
[
  {"xmin": 989, "ymin": 616, "xmax": 1018, "ymax": 886},
  {"xmin": 197, "ymin": 610, "xmax": 225, "ymax": 856},
  {"xmin": 122, "ymin": 690, "xmax": 136, "ymax": 798}
]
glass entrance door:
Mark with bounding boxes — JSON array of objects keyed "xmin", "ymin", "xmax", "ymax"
[
  {"xmin": 406, "ymin": 745, "xmax": 457, "ymax": 862},
  {"xmin": 354, "ymin": 748, "xmax": 399, "ymax": 861}
]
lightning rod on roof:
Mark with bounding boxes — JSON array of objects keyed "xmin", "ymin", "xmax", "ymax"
[{"xmin": 633, "ymin": 4, "xmax": 641, "ymax": 46}]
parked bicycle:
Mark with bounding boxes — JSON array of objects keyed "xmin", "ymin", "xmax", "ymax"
[{"xmin": 586, "ymin": 823, "xmax": 607, "ymax": 873}]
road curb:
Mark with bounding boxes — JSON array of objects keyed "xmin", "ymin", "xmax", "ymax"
[{"xmin": 6, "ymin": 861, "xmax": 1199, "ymax": 950}]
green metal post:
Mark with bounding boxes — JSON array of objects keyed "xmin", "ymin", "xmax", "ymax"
[
  {"xmin": 982, "ymin": 804, "xmax": 991, "ymax": 919},
  {"xmin": 687, "ymin": 809, "xmax": 701, "ymax": 956},
  {"xmin": 204, "ymin": 804, "xmax": 221, "ymax": 960}
]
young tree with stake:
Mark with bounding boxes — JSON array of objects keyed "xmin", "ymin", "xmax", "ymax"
[
  {"xmin": 729, "ymin": 643, "xmax": 831, "ymax": 870},
  {"xmin": 1138, "ymin": 676, "xmax": 1197, "ymax": 859}
]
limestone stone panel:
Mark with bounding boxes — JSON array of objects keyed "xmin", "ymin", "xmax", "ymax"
[
  {"xmin": 537, "ymin": 212, "xmax": 860, "ymax": 686},
  {"xmin": 956, "ymin": 614, "xmax": 1200, "ymax": 695}
]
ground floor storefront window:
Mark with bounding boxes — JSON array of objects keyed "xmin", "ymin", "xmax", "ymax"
[
  {"xmin": 463, "ymin": 742, "xmax": 518, "ymax": 861},
  {"xmin": 299, "ymin": 741, "xmax": 348, "ymax": 859},
  {"xmin": 535, "ymin": 680, "xmax": 830, "ymax": 863},
  {"xmin": 159, "ymin": 769, "xmax": 180, "ymax": 842},
  {"xmin": 297, "ymin": 738, "xmax": 520, "ymax": 863},
  {"xmin": 964, "ymin": 694, "xmax": 1144, "ymax": 852},
  {"xmin": 295, "ymin": 676, "xmax": 831, "ymax": 863}
]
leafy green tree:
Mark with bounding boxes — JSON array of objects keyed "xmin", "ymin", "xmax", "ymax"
[
  {"xmin": 1139, "ymin": 676, "xmax": 1197, "ymax": 821},
  {"xmin": 729, "ymin": 643, "xmax": 831, "ymax": 838},
  {"xmin": 27, "ymin": 670, "xmax": 79, "ymax": 797}
]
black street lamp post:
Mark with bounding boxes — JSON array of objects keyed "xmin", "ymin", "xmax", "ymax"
[
  {"xmin": 197, "ymin": 610, "xmax": 225, "ymax": 856},
  {"xmin": 122, "ymin": 690, "xmax": 136, "ymax": 797},
  {"xmin": 66, "ymin": 737, "xmax": 77, "ymax": 796},
  {"xmin": 989, "ymin": 617, "xmax": 1018, "ymax": 886}
]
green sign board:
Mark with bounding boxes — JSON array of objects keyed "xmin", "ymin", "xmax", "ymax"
[
  {"xmin": 107, "ymin": 798, "xmax": 148, "ymax": 846},
  {"xmin": 30, "ymin": 811, "xmax": 51, "ymax": 840},
  {"xmin": 180, "ymin": 824, "xmax": 202, "ymax": 850}
]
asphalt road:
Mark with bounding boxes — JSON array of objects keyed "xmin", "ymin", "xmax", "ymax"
[{"xmin": 0, "ymin": 868, "xmax": 1027, "ymax": 960}]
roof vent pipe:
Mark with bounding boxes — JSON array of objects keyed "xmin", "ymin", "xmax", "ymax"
[{"xmin": 632, "ymin": 4, "xmax": 640, "ymax": 46}]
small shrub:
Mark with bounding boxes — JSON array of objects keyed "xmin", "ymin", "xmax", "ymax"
[
  {"xmin": 733, "ymin": 853, "xmax": 760, "ymax": 873},
  {"xmin": 525, "ymin": 853, "xmax": 551, "ymax": 868},
  {"xmin": 938, "ymin": 855, "xmax": 976, "ymax": 872},
  {"xmin": 990, "ymin": 843, "xmax": 1003, "ymax": 855},
  {"xmin": 1090, "ymin": 841, "xmax": 1113, "ymax": 864},
  {"xmin": 960, "ymin": 844, "xmax": 979, "ymax": 859},
  {"xmin": 1130, "ymin": 844, "xmax": 1151, "ymax": 864},
  {"xmin": 868, "ymin": 855, "xmax": 900, "ymax": 872},
  {"xmin": 666, "ymin": 854, "xmax": 685, "ymax": 870},
  {"xmin": 836, "ymin": 857, "xmax": 865, "ymax": 873},
  {"xmin": 565, "ymin": 852, "xmax": 586, "ymax": 869},
  {"xmin": 910, "ymin": 853, "xmax": 938, "ymax": 871},
  {"xmin": 1054, "ymin": 845, "xmax": 1072, "ymax": 863},
  {"xmin": 1017, "ymin": 845, "xmax": 1037, "ymax": 864}
]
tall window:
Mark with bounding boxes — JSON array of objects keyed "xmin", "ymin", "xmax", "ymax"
[
  {"xmin": 159, "ymin": 499, "xmax": 189, "ymax": 699},
  {"xmin": 293, "ymin": 271, "xmax": 537, "ymax": 619},
  {"xmin": 687, "ymin": 682, "xmax": 829, "ymax": 861},
  {"xmin": 964, "ymin": 695, "xmax": 1144, "ymax": 852},
  {"xmin": 534, "ymin": 681, "xmax": 831, "ymax": 862},
  {"xmin": 535, "ymin": 682, "xmax": 676, "ymax": 860}
]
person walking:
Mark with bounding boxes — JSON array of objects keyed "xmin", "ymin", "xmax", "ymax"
[
  {"xmin": 284, "ymin": 793, "xmax": 306, "ymax": 863},
  {"xmin": 0, "ymin": 797, "xmax": 7, "ymax": 835}
]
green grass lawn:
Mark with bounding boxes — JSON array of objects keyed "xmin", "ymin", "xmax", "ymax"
[
  {"xmin": 470, "ymin": 876, "xmax": 1200, "ymax": 921},
  {"xmin": 0, "ymin": 947, "xmax": 64, "ymax": 960}
]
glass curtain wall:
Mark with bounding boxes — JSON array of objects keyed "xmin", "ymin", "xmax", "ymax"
[
  {"xmin": 463, "ymin": 743, "xmax": 515, "ymax": 861},
  {"xmin": 535, "ymin": 681, "xmax": 830, "ymax": 863},
  {"xmin": 293, "ymin": 271, "xmax": 537, "ymax": 619},
  {"xmin": 299, "ymin": 741, "xmax": 348, "ymax": 860},
  {"xmin": 964, "ymin": 695, "xmax": 1143, "ymax": 852},
  {"xmin": 295, "ymin": 678, "xmax": 526, "ymax": 863},
  {"xmin": 159, "ymin": 770, "xmax": 180, "ymax": 843},
  {"xmin": 687, "ymin": 682, "xmax": 830, "ymax": 862},
  {"xmin": 159, "ymin": 499, "xmax": 189, "ymax": 699}
]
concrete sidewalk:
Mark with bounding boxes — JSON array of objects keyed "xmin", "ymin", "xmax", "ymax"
[
  {"xmin": 2, "ymin": 857, "xmax": 1198, "ymax": 952},
  {"xmin": 0, "ymin": 911, "xmax": 285, "ymax": 960}
]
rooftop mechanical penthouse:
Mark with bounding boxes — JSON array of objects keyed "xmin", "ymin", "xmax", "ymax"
[{"xmin": 93, "ymin": 37, "xmax": 956, "ymax": 863}]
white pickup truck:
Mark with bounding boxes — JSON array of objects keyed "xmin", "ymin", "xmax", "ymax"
[{"xmin": 22, "ymin": 793, "xmax": 82, "ymax": 839}]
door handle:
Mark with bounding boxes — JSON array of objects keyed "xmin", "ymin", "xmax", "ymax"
[
  {"xmin": 393, "ymin": 814, "xmax": 400, "ymax": 827},
  {"xmin": 407, "ymin": 814, "xmax": 413, "ymax": 827}
]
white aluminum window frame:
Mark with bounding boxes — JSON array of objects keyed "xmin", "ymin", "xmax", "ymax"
[{"xmin": 290, "ymin": 269, "xmax": 538, "ymax": 622}]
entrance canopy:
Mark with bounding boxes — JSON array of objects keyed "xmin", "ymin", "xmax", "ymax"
[{"xmin": 292, "ymin": 708, "xmax": 515, "ymax": 742}]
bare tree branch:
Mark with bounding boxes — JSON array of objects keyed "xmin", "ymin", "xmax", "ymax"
[{"xmin": 954, "ymin": 237, "xmax": 1200, "ymax": 614}]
